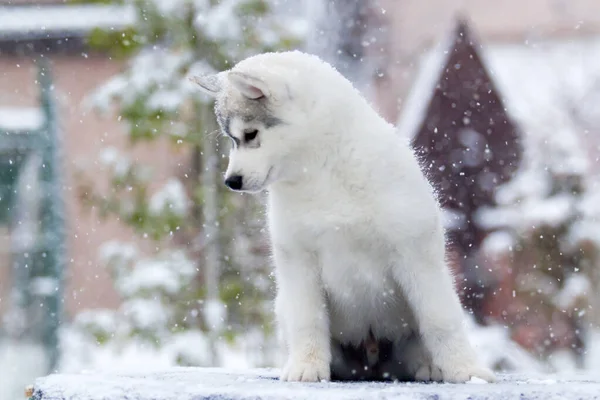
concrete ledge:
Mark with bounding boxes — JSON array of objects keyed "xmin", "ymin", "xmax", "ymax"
[{"xmin": 31, "ymin": 368, "xmax": 600, "ymax": 400}]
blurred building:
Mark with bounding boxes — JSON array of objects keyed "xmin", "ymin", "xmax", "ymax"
[
  {"xmin": 0, "ymin": 1, "xmax": 190, "ymax": 322},
  {"xmin": 370, "ymin": 0, "xmax": 600, "ymax": 122}
]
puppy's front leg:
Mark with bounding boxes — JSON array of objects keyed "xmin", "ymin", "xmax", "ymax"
[{"xmin": 274, "ymin": 245, "xmax": 331, "ymax": 382}]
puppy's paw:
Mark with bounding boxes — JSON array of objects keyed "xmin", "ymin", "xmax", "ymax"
[
  {"xmin": 402, "ymin": 342, "xmax": 442, "ymax": 382},
  {"xmin": 414, "ymin": 363, "xmax": 443, "ymax": 382},
  {"xmin": 281, "ymin": 357, "xmax": 330, "ymax": 382},
  {"xmin": 439, "ymin": 364, "xmax": 496, "ymax": 383},
  {"xmin": 428, "ymin": 339, "xmax": 496, "ymax": 383}
]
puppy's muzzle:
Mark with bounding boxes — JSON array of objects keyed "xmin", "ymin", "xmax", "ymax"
[{"xmin": 224, "ymin": 175, "xmax": 243, "ymax": 191}]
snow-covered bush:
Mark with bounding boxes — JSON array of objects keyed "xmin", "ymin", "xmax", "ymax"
[
  {"xmin": 71, "ymin": 0, "xmax": 305, "ymax": 370},
  {"xmin": 477, "ymin": 128, "xmax": 600, "ymax": 368}
]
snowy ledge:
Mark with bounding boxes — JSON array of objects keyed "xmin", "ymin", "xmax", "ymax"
[{"xmin": 30, "ymin": 367, "xmax": 600, "ymax": 400}]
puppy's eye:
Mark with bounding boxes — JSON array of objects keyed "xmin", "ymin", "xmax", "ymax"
[{"xmin": 244, "ymin": 129, "xmax": 258, "ymax": 142}]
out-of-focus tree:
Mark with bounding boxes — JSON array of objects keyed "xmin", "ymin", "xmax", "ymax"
[
  {"xmin": 306, "ymin": 0, "xmax": 388, "ymax": 91},
  {"xmin": 72, "ymin": 0, "xmax": 305, "ymax": 368},
  {"xmin": 479, "ymin": 127, "xmax": 600, "ymax": 369}
]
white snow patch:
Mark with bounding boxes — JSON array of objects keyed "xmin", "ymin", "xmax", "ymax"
[
  {"xmin": 60, "ymin": 328, "xmax": 186, "ymax": 374},
  {"xmin": 527, "ymin": 378, "xmax": 558, "ymax": 384},
  {"xmin": 567, "ymin": 219, "xmax": 600, "ymax": 249},
  {"xmin": 477, "ymin": 193, "xmax": 575, "ymax": 231},
  {"xmin": 483, "ymin": 37, "xmax": 600, "ymax": 152},
  {"xmin": 98, "ymin": 241, "xmax": 139, "ymax": 269},
  {"xmin": 467, "ymin": 376, "xmax": 489, "ymax": 384},
  {"xmin": 165, "ymin": 331, "xmax": 211, "ymax": 366},
  {"xmin": 98, "ymin": 147, "xmax": 131, "ymax": 178},
  {"xmin": 29, "ymin": 276, "xmax": 58, "ymax": 296},
  {"xmin": 121, "ymin": 298, "xmax": 171, "ymax": 330},
  {"xmin": 204, "ymin": 299, "xmax": 226, "ymax": 331},
  {"xmin": 0, "ymin": 4, "xmax": 135, "ymax": 37},
  {"xmin": 90, "ymin": 48, "xmax": 195, "ymax": 113},
  {"xmin": 0, "ymin": 107, "xmax": 44, "ymax": 132},
  {"xmin": 441, "ymin": 207, "xmax": 466, "ymax": 230},
  {"xmin": 119, "ymin": 258, "xmax": 185, "ymax": 296},
  {"xmin": 481, "ymin": 230, "xmax": 514, "ymax": 254},
  {"xmin": 554, "ymin": 274, "xmax": 591, "ymax": 309},
  {"xmin": 58, "ymin": 325, "xmax": 264, "ymax": 374},
  {"xmin": 0, "ymin": 340, "xmax": 48, "ymax": 400},
  {"xmin": 147, "ymin": 90, "xmax": 185, "ymax": 112},
  {"xmin": 464, "ymin": 316, "xmax": 547, "ymax": 373},
  {"xmin": 195, "ymin": 0, "xmax": 241, "ymax": 41},
  {"xmin": 149, "ymin": 179, "xmax": 189, "ymax": 217},
  {"xmin": 75, "ymin": 309, "xmax": 118, "ymax": 334},
  {"xmin": 105, "ymin": 246, "xmax": 195, "ymax": 297},
  {"xmin": 520, "ymin": 194, "xmax": 574, "ymax": 228},
  {"xmin": 396, "ymin": 31, "xmax": 454, "ymax": 140}
]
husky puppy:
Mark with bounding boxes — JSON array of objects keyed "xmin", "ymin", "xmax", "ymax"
[{"xmin": 192, "ymin": 51, "xmax": 495, "ymax": 383}]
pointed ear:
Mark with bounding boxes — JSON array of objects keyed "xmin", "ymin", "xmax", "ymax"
[
  {"xmin": 227, "ymin": 71, "xmax": 269, "ymax": 100},
  {"xmin": 190, "ymin": 74, "xmax": 222, "ymax": 97}
]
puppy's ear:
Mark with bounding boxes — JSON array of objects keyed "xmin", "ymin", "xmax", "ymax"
[
  {"xmin": 228, "ymin": 71, "xmax": 269, "ymax": 100},
  {"xmin": 190, "ymin": 74, "xmax": 222, "ymax": 97}
]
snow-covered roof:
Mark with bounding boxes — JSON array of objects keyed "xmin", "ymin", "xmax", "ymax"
[
  {"xmin": 396, "ymin": 31, "xmax": 600, "ymax": 146},
  {"xmin": 0, "ymin": 4, "xmax": 136, "ymax": 39},
  {"xmin": 0, "ymin": 107, "xmax": 44, "ymax": 132},
  {"xmin": 395, "ymin": 32, "xmax": 455, "ymax": 142}
]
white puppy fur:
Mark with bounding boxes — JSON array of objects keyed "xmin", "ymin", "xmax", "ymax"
[{"xmin": 193, "ymin": 51, "xmax": 495, "ymax": 383}]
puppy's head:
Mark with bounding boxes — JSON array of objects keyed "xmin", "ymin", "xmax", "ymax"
[{"xmin": 192, "ymin": 64, "xmax": 309, "ymax": 193}]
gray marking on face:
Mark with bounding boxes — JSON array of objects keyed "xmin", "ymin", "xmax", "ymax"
[
  {"xmin": 240, "ymin": 114, "xmax": 283, "ymax": 128},
  {"xmin": 262, "ymin": 115, "xmax": 283, "ymax": 128},
  {"xmin": 214, "ymin": 89, "xmax": 285, "ymax": 150},
  {"xmin": 225, "ymin": 95, "xmax": 283, "ymax": 128},
  {"xmin": 229, "ymin": 134, "xmax": 240, "ymax": 148},
  {"xmin": 215, "ymin": 107, "xmax": 231, "ymax": 136},
  {"xmin": 214, "ymin": 109, "xmax": 238, "ymax": 147}
]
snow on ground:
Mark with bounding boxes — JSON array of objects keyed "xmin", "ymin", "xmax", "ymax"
[
  {"xmin": 32, "ymin": 367, "xmax": 600, "ymax": 400},
  {"xmin": 0, "ymin": 339, "xmax": 48, "ymax": 400},
  {"xmin": 43, "ymin": 324, "xmax": 600, "ymax": 400}
]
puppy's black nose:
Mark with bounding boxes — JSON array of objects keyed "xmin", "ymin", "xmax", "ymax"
[{"xmin": 225, "ymin": 175, "xmax": 243, "ymax": 190}]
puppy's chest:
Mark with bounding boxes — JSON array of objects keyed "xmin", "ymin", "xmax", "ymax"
[
  {"xmin": 318, "ymin": 230, "xmax": 392, "ymax": 302},
  {"xmin": 270, "ymin": 191, "xmax": 372, "ymax": 235},
  {"xmin": 321, "ymin": 259, "xmax": 394, "ymax": 303},
  {"xmin": 318, "ymin": 231, "xmax": 413, "ymax": 343}
]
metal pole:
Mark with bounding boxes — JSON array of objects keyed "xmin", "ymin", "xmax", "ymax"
[
  {"xmin": 200, "ymin": 102, "xmax": 221, "ymax": 366},
  {"xmin": 37, "ymin": 58, "xmax": 66, "ymax": 372}
]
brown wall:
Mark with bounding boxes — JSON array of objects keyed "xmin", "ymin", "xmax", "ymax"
[{"xmin": 0, "ymin": 55, "xmax": 192, "ymax": 317}]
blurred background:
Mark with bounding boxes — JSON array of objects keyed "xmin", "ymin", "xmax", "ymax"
[{"xmin": 1, "ymin": 0, "xmax": 600, "ymax": 398}]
